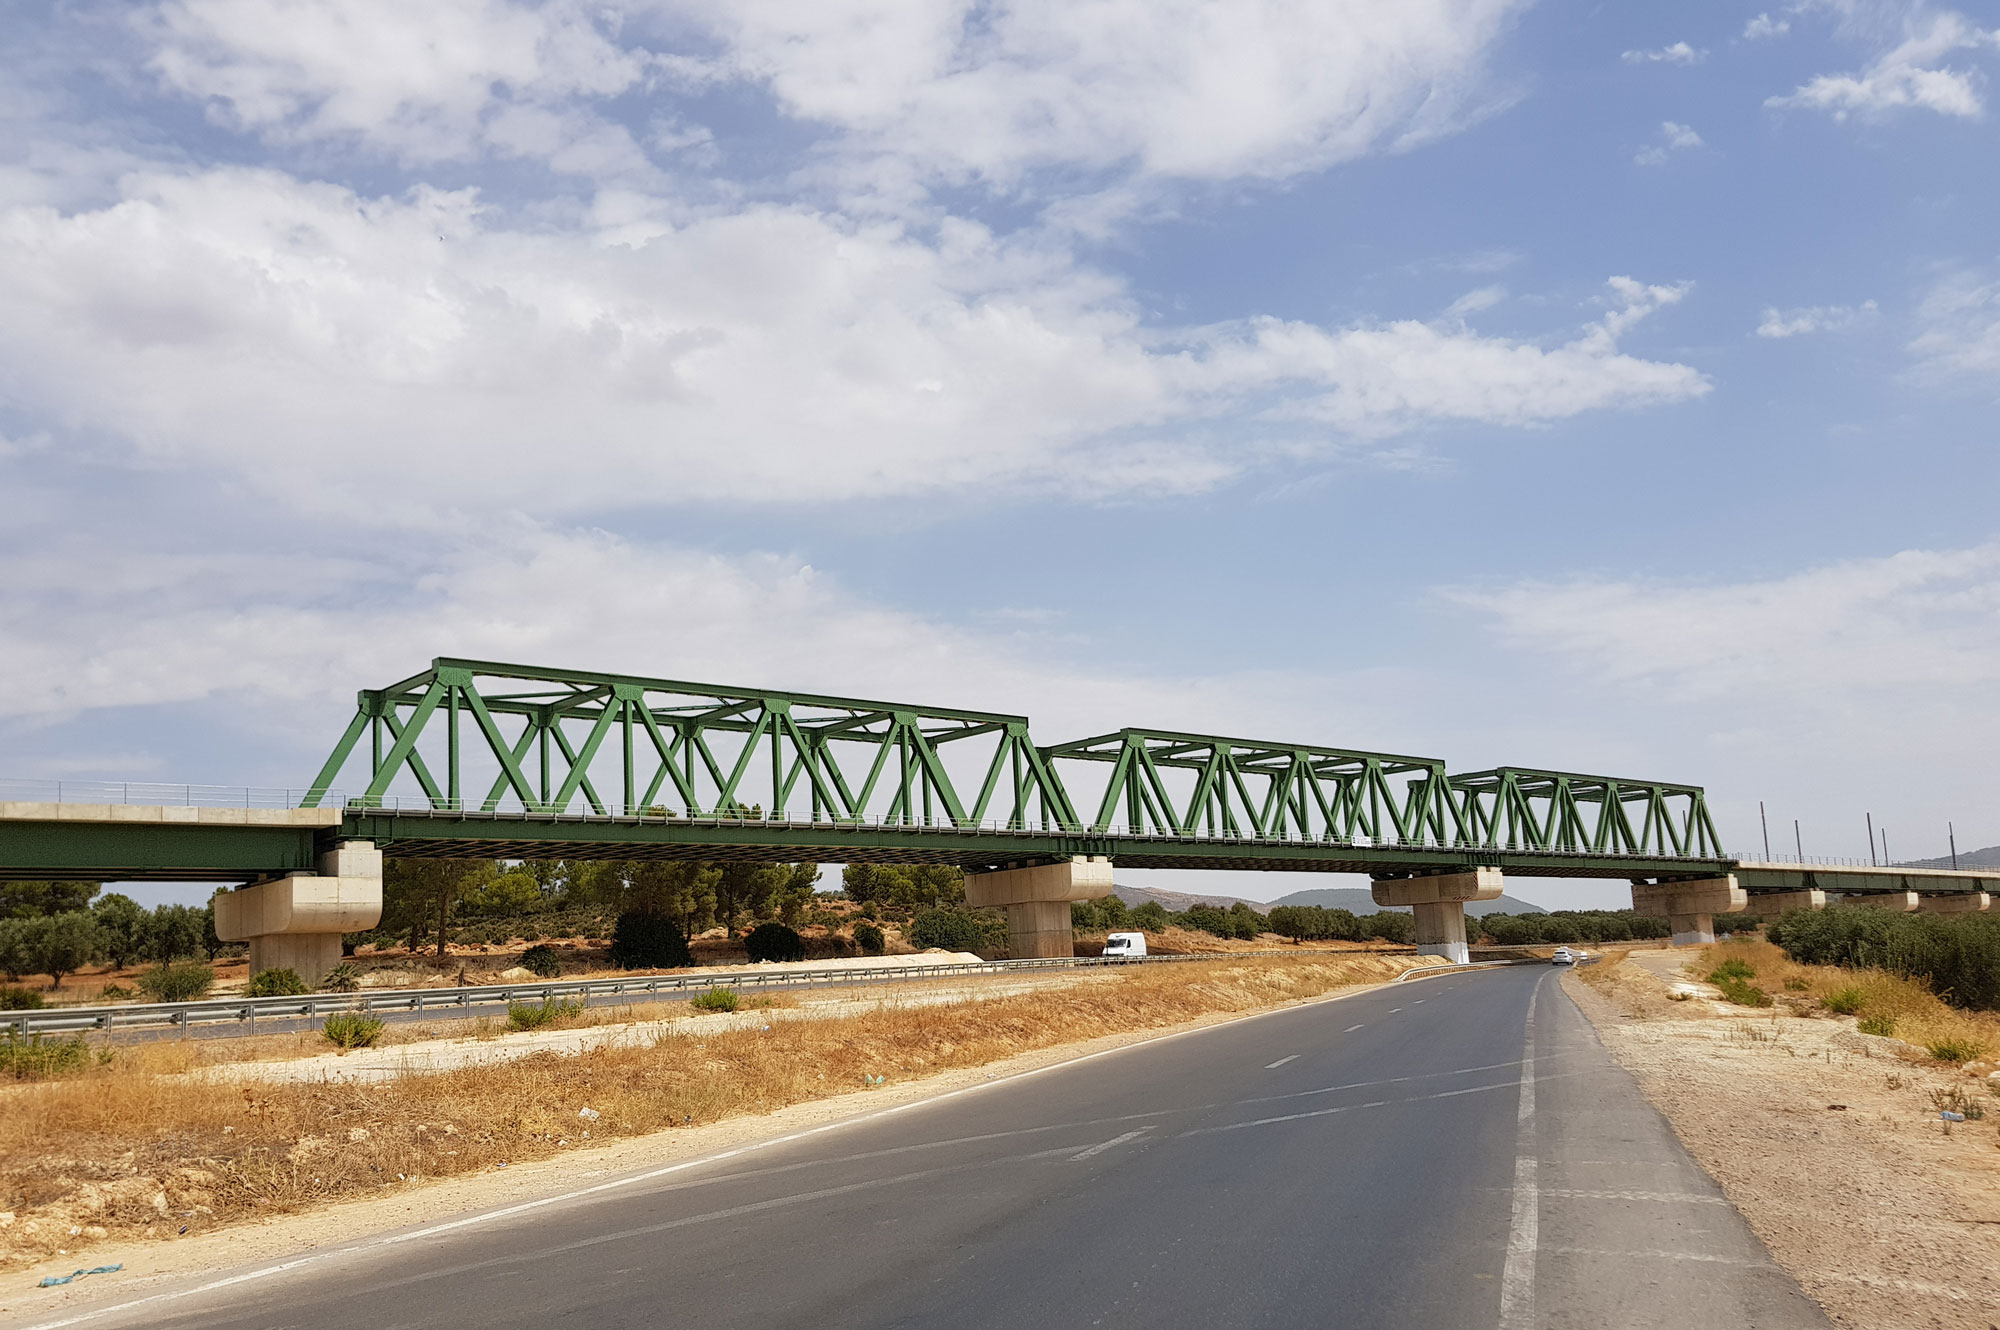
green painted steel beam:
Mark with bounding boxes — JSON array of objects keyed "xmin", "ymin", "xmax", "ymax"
[
  {"xmin": 0, "ymin": 822, "xmax": 322, "ymax": 882},
  {"xmin": 1738, "ymin": 866, "xmax": 2000, "ymax": 894}
]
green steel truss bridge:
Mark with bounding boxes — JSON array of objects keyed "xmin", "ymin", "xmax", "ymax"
[{"xmin": 11, "ymin": 657, "xmax": 1708, "ymax": 884}]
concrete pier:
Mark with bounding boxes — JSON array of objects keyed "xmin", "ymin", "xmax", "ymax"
[
  {"xmin": 1371, "ymin": 868, "xmax": 1503, "ymax": 965},
  {"xmin": 964, "ymin": 856, "xmax": 1114, "ymax": 958},
  {"xmin": 1835, "ymin": 891, "xmax": 1920, "ymax": 911},
  {"xmin": 1743, "ymin": 888, "xmax": 1825, "ymax": 916},
  {"xmin": 213, "ymin": 841, "xmax": 384, "ymax": 986},
  {"xmin": 1917, "ymin": 892, "xmax": 1991, "ymax": 913},
  {"xmin": 1632, "ymin": 876, "xmax": 1745, "ymax": 946}
]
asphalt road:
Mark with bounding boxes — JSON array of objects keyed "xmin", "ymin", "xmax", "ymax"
[{"xmin": 26, "ymin": 965, "xmax": 1831, "ymax": 1330}]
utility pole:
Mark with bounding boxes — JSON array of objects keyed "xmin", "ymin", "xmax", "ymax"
[
  {"xmin": 1760, "ymin": 801, "xmax": 1771, "ymax": 861},
  {"xmin": 1882, "ymin": 828, "xmax": 1890, "ymax": 866},
  {"xmin": 1794, "ymin": 819, "xmax": 1804, "ymax": 863},
  {"xmin": 1867, "ymin": 812, "xmax": 1876, "ymax": 866},
  {"xmin": 1951, "ymin": 822, "xmax": 1959, "ymax": 871}
]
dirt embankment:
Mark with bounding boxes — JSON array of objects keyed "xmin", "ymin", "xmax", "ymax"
[
  {"xmin": 0, "ymin": 953, "xmax": 1434, "ymax": 1279},
  {"xmin": 1569, "ymin": 946, "xmax": 2000, "ymax": 1329}
]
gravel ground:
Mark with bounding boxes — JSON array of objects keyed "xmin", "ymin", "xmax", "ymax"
[{"xmin": 1567, "ymin": 955, "xmax": 2000, "ymax": 1329}]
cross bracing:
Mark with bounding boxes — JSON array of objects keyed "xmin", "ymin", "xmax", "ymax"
[{"xmin": 295, "ymin": 659, "xmax": 1727, "ymax": 865}]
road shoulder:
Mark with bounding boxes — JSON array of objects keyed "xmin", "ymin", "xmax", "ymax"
[{"xmin": 1564, "ymin": 956, "xmax": 2000, "ymax": 1329}]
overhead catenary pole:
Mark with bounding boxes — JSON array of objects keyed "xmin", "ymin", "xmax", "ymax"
[
  {"xmin": 1794, "ymin": 819, "xmax": 1804, "ymax": 863},
  {"xmin": 1867, "ymin": 812, "xmax": 1876, "ymax": 866},
  {"xmin": 1760, "ymin": 801, "xmax": 1771, "ymax": 861},
  {"xmin": 1951, "ymin": 822, "xmax": 1959, "ymax": 871}
]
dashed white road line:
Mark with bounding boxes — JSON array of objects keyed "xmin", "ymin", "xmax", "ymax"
[
  {"xmin": 1070, "ymin": 1129, "xmax": 1152, "ymax": 1162},
  {"xmin": 1342, "ymin": 1024, "xmax": 1364, "ymax": 1033},
  {"xmin": 1498, "ymin": 979, "xmax": 1540, "ymax": 1330},
  {"xmin": 1265, "ymin": 1055, "xmax": 1300, "ymax": 1069}
]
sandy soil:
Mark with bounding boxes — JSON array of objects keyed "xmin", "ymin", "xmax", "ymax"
[
  {"xmin": 1567, "ymin": 952, "xmax": 2000, "ymax": 1329},
  {"xmin": 0, "ymin": 963, "xmax": 1439, "ymax": 1326}
]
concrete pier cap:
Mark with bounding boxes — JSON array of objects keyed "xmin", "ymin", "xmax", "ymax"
[
  {"xmin": 1371, "ymin": 868, "xmax": 1503, "ymax": 966},
  {"xmin": 964, "ymin": 856, "xmax": 1114, "ymax": 959},
  {"xmin": 1745, "ymin": 888, "xmax": 1826, "ymax": 916},
  {"xmin": 1835, "ymin": 891, "xmax": 1920, "ymax": 912},
  {"xmin": 213, "ymin": 841, "xmax": 384, "ymax": 986},
  {"xmin": 1918, "ymin": 892, "xmax": 1991, "ymax": 914},
  {"xmin": 1631, "ymin": 876, "xmax": 1744, "ymax": 948}
]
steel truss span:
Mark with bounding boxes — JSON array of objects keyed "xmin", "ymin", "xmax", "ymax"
[{"xmin": 298, "ymin": 658, "xmax": 1727, "ymax": 873}]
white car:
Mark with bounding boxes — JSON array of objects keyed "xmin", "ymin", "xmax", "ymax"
[{"xmin": 1550, "ymin": 947, "xmax": 1576, "ymax": 965}]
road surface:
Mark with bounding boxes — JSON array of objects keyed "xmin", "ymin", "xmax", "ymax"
[{"xmin": 23, "ymin": 965, "xmax": 1830, "ymax": 1330}]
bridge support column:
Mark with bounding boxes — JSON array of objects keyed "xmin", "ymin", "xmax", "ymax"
[
  {"xmin": 964, "ymin": 857, "xmax": 1114, "ymax": 959},
  {"xmin": 1918, "ymin": 892, "xmax": 1991, "ymax": 914},
  {"xmin": 1745, "ymin": 889, "xmax": 1825, "ymax": 916},
  {"xmin": 1632, "ymin": 876, "xmax": 1744, "ymax": 947},
  {"xmin": 1835, "ymin": 891, "xmax": 1920, "ymax": 911},
  {"xmin": 1371, "ymin": 868, "xmax": 1503, "ymax": 965},
  {"xmin": 213, "ymin": 841, "xmax": 384, "ymax": 987}
]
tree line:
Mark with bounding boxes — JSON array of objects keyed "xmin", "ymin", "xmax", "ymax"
[{"xmin": 0, "ymin": 881, "xmax": 229, "ymax": 989}]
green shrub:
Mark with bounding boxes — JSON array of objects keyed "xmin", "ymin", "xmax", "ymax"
[
  {"xmin": 319, "ymin": 963, "xmax": 362, "ymax": 993},
  {"xmin": 1822, "ymin": 987, "xmax": 1866, "ymax": 1015},
  {"xmin": 744, "ymin": 923, "xmax": 805, "ymax": 964},
  {"xmin": 1924, "ymin": 1035, "xmax": 1986, "ymax": 1064},
  {"xmin": 0, "ymin": 1031, "xmax": 89, "ymax": 1079},
  {"xmin": 690, "ymin": 987, "xmax": 740, "ymax": 1012},
  {"xmin": 0, "ymin": 986, "xmax": 46, "ymax": 1010},
  {"xmin": 1857, "ymin": 1013, "xmax": 1897, "ymax": 1037},
  {"xmin": 507, "ymin": 998, "xmax": 583, "ymax": 1031},
  {"xmin": 321, "ymin": 1012, "xmax": 385, "ymax": 1049},
  {"xmin": 908, "ymin": 909, "xmax": 999, "ymax": 953},
  {"xmin": 1772, "ymin": 908, "xmax": 2000, "ymax": 1011},
  {"xmin": 519, "ymin": 944, "xmax": 564, "ymax": 978},
  {"xmin": 852, "ymin": 921, "xmax": 885, "ymax": 955},
  {"xmin": 608, "ymin": 911, "xmax": 693, "ymax": 970},
  {"xmin": 1707, "ymin": 958, "xmax": 1756, "ymax": 984},
  {"xmin": 247, "ymin": 968, "xmax": 308, "ymax": 997},
  {"xmin": 138, "ymin": 961, "xmax": 215, "ymax": 1003},
  {"xmin": 1712, "ymin": 975, "xmax": 1773, "ymax": 1008}
]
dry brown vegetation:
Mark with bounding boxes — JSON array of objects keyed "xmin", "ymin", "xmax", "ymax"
[
  {"xmin": 0, "ymin": 954, "xmax": 1419, "ymax": 1267},
  {"xmin": 1584, "ymin": 936, "xmax": 2000, "ymax": 1066}
]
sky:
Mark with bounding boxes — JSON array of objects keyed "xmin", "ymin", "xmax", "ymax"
[{"xmin": 3, "ymin": 0, "xmax": 1998, "ymax": 911}]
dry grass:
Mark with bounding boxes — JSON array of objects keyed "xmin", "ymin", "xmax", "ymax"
[
  {"xmin": 1678, "ymin": 938, "xmax": 2000, "ymax": 1063},
  {"xmin": 0, "ymin": 954, "xmax": 1413, "ymax": 1266}
]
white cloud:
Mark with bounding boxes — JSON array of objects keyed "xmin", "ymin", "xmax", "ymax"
[
  {"xmin": 1755, "ymin": 299, "xmax": 1877, "ymax": 337},
  {"xmin": 1768, "ymin": 8, "xmax": 1998, "ymax": 119},
  {"xmin": 1634, "ymin": 121, "xmax": 1704, "ymax": 165},
  {"xmin": 0, "ymin": 170, "xmax": 1709, "ymax": 519},
  {"xmin": 1744, "ymin": 13, "xmax": 1791, "ymax": 40},
  {"xmin": 1451, "ymin": 540, "xmax": 2000, "ymax": 701},
  {"xmin": 137, "ymin": 0, "xmax": 1532, "ymax": 197},
  {"xmin": 1909, "ymin": 266, "xmax": 2000, "ymax": 376},
  {"xmin": 1622, "ymin": 41, "xmax": 1706, "ymax": 65},
  {"xmin": 142, "ymin": 0, "xmax": 661, "ymax": 172}
]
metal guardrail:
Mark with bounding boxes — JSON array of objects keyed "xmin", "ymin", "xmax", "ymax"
[{"xmin": 4, "ymin": 951, "xmax": 1291, "ymax": 1039}]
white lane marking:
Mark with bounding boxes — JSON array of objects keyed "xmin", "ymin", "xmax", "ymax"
[
  {"xmin": 1387, "ymin": 1007, "xmax": 1402, "ymax": 1013},
  {"xmin": 1070, "ymin": 1128, "xmax": 1152, "ymax": 1161},
  {"xmin": 1539, "ymin": 1245, "xmax": 1772, "ymax": 1269},
  {"xmin": 1539, "ymin": 1188, "xmax": 1727, "ymax": 1205},
  {"xmin": 1412, "ymin": 999, "xmax": 1425, "ymax": 1004},
  {"xmin": 1183, "ymin": 1079, "xmax": 1514, "ymax": 1135},
  {"xmin": 23, "ymin": 968, "xmax": 1423, "ymax": 1330},
  {"xmin": 1265, "ymin": 1055, "xmax": 1300, "ymax": 1069},
  {"xmin": 1342, "ymin": 1024, "xmax": 1364, "ymax": 1033},
  {"xmin": 1498, "ymin": 981, "xmax": 1539, "ymax": 1330}
]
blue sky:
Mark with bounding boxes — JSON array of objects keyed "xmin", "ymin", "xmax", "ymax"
[{"xmin": 3, "ymin": 0, "xmax": 1998, "ymax": 910}]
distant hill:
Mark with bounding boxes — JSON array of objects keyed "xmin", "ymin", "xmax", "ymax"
[
  {"xmin": 1902, "ymin": 844, "xmax": 2000, "ymax": 871},
  {"xmin": 1262, "ymin": 886, "xmax": 1548, "ymax": 917},
  {"xmin": 1113, "ymin": 884, "xmax": 1271, "ymax": 913},
  {"xmin": 1112, "ymin": 882, "xmax": 1548, "ymax": 917}
]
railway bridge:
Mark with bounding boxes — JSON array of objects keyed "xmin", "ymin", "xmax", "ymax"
[{"xmin": 3, "ymin": 659, "xmax": 1992, "ymax": 983}]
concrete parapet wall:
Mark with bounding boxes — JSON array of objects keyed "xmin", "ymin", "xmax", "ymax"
[{"xmin": 0, "ymin": 802, "xmax": 343, "ymax": 827}]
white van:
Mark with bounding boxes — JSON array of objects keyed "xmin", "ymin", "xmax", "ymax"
[{"xmin": 1101, "ymin": 932, "xmax": 1148, "ymax": 960}]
